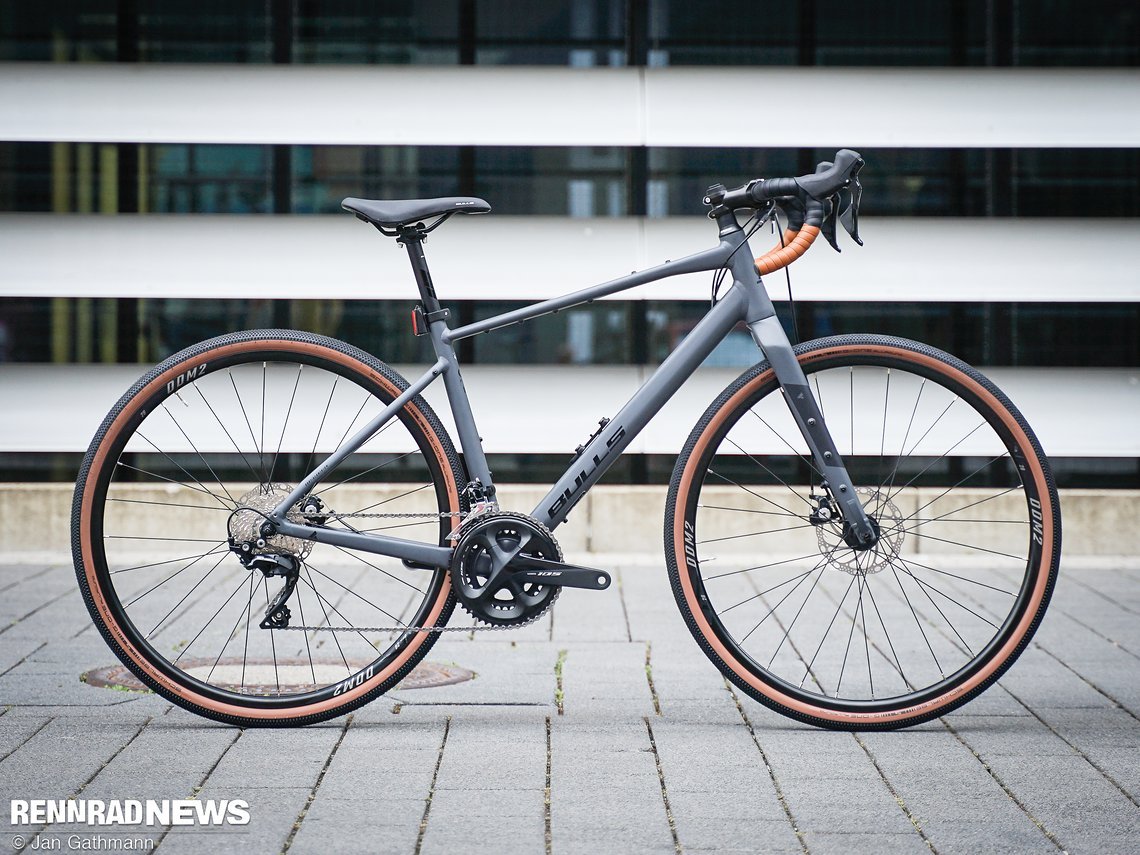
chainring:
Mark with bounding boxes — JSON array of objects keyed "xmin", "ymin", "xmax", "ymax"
[{"xmin": 449, "ymin": 511, "xmax": 562, "ymax": 627}]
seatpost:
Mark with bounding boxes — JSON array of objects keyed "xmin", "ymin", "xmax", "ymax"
[{"xmin": 397, "ymin": 226, "xmax": 443, "ymax": 315}]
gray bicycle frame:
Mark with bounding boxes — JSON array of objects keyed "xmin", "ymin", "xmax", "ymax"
[{"xmin": 269, "ymin": 212, "xmax": 874, "ymax": 567}]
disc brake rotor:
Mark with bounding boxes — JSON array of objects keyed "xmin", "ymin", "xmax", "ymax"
[{"xmin": 816, "ymin": 487, "xmax": 904, "ymax": 575}]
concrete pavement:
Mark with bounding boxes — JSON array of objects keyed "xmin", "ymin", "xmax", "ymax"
[{"xmin": 1, "ymin": 554, "xmax": 1139, "ymax": 854}]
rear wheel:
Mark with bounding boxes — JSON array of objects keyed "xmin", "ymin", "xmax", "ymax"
[
  {"xmin": 666, "ymin": 335, "xmax": 1060, "ymax": 730},
  {"xmin": 72, "ymin": 330, "xmax": 466, "ymax": 726}
]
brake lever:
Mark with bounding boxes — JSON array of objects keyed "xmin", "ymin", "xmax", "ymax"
[
  {"xmin": 821, "ymin": 195, "xmax": 841, "ymax": 252},
  {"xmin": 838, "ymin": 157, "xmax": 864, "ymax": 246},
  {"xmin": 809, "ymin": 161, "xmax": 842, "ymax": 252},
  {"xmin": 838, "ymin": 175, "xmax": 863, "ymax": 246}
]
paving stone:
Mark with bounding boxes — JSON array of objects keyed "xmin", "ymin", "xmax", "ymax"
[{"xmin": 2, "ymin": 552, "xmax": 1139, "ymax": 854}]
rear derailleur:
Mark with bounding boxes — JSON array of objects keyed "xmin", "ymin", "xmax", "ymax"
[{"xmin": 231, "ymin": 544, "xmax": 300, "ymax": 630}]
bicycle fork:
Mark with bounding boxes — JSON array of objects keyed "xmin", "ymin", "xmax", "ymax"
[{"xmin": 747, "ymin": 314, "xmax": 878, "ymax": 547}]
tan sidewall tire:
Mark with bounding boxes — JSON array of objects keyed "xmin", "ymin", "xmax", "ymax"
[
  {"xmin": 72, "ymin": 331, "xmax": 464, "ymax": 726},
  {"xmin": 666, "ymin": 336, "xmax": 1060, "ymax": 730}
]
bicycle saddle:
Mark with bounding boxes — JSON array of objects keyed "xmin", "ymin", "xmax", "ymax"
[{"xmin": 341, "ymin": 196, "xmax": 491, "ymax": 227}]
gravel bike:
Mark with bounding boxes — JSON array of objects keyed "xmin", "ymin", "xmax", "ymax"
[{"xmin": 72, "ymin": 150, "xmax": 1061, "ymax": 729}]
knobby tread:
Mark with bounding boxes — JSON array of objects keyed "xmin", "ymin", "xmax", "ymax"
[
  {"xmin": 664, "ymin": 334, "xmax": 1061, "ymax": 730},
  {"xmin": 72, "ymin": 329, "xmax": 468, "ymax": 727}
]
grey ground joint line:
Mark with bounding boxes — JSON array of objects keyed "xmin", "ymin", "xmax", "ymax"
[
  {"xmin": 617, "ymin": 569, "xmax": 633, "ymax": 642},
  {"xmin": 544, "ymin": 716, "xmax": 553, "ymax": 855},
  {"xmin": 644, "ymin": 717, "xmax": 682, "ymax": 855},
  {"xmin": 851, "ymin": 732, "xmax": 938, "ymax": 854},
  {"xmin": 29, "ymin": 717, "xmax": 152, "ymax": 850},
  {"xmin": 554, "ymin": 649, "xmax": 567, "ymax": 716},
  {"xmin": 645, "ymin": 642, "xmax": 662, "ymax": 717},
  {"xmin": 0, "ymin": 715, "xmax": 52, "ymax": 764},
  {"xmin": 1034, "ymin": 641, "xmax": 1140, "ymax": 725},
  {"xmin": 281, "ymin": 715, "xmax": 352, "ymax": 854},
  {"xmin": 414, "ymin": 714, "xmax": 452, "ymax": 855},
  {"xmin": 998, "ymin": 683, "xmax": 1140, "ymax": 808},
  {"xmin": 726, "ymin": 682, "xmax": 809, "ymax": 855},
  {"xmin": 153, "ymin": 728, "xmax": 244, "ymax": 851},
  {"xmin": 940, "ymin": 717, "xmax": 1065, "ymax": 852},
  {"xmin": 0, "ymin": 588, "xmax": 74, "ymax": 638}
]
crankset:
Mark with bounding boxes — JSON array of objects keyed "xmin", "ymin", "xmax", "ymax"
[{"xmin": 450, "ymin": 511, "xmax": 611, "ymax": 627}]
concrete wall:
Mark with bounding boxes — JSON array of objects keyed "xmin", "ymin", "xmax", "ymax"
[{"xmin": 3, "ymin": 483, "xmax": 1133, "ymax": 559}]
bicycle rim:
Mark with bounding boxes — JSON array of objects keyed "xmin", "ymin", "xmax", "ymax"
[
  {"xmin": 668, "ymin": 336, "xmax": 1059, "ymax": 727},
  {"xmin": 74, "ymin": 331, "xmax": 464, "ymax": 723}
]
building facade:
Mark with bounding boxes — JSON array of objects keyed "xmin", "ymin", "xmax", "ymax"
[{"xmin": 0, "ymin": 1, "xmax": 1137, "ymax": 484}]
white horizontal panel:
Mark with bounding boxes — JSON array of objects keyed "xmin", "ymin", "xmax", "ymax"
[
  {"xmin": 0, "ymin": 64, "xmax": 643, "ymax": 147},
  {"xmin": 1, "ymin": 64, "xmax": 1138, "ymax": 147},
  {"xmin": 1, "ymin": 364, "xmax": 1135, "ymax": 457},
  {"xmin": 646, "ymin": 67, "xmax": 1140, "ymax": 148},
  {"xmin": 1, "ymin": 214, "xmax": 1138, "ymax": 303}
]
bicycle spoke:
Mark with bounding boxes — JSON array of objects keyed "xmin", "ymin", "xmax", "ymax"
[
  {"xmin": 698, "ymin": 522, "xmax": 815, "ymax": 546},
  {"xmin": 146, "ymin": 551, "xmax": 230, "ymax": 638},
  {"xmin": 800, "ymin": 571, "xmax": 857, "ymax": 687},
  {"xmin": 746, "ymin": 408, "xmax": 823, "ymax": 481},
  {"xmin": 303, "ymin": 375, "xmax": 340, "ymax": 480},
  {"xmin": 297, "ymin": 570, "xmax": 380, "ymax": 654},
  {"xmin": 893, "ymin": 554, "xmax": 1016, "ymax": 597},
  {"xmin": 110, "ymin": 544, "xmax": 229, "ymax": 575},
  {"xmin": 894, "ymin": 559, "xmax": 999, "ymax": 629},
  {"xmin": 173, "ymin": 569, "xmax": 257, "ymax": 664},
  {"xmin": 132, "ymin": 433, "xmax": 233, "ymax": 511},
  {"xmin": 901, "ymin": 530, "xmax": 1025, "ymax": 562},
  {"xmin": 124, "ymin": 548, "xmax": 226, "ymax": 608},
  {"xmin": 329, "ymin": 544, "xmax": 426, "ymax": 594},
  {"xmin": 698, "ymin": 503, "xmax": 803, "ymax": 519},
  {"xmin": 889, "ymin": 564, "xmax": 942, "ymax": 676},
  {"xmin": 721, "ymin": 568, "xmax": 816, "ymax": 614},
  {"xmin": 319, "ymin": 448, "xmax": 419, "ymax": 494},
  {"xmin": 293, "ymin": 584, "xmax": 317, "ymax": 687},
  {"xmin": 206, "ymin": 571, "xmax": 263, "ymax": 685},
  {"xmin": 891, "ymin": 557, "xmax": 975, "ymax": 656},
  {"xmin": 723, "ymin": 436, "xmax": 814, "ymax": 509},
  {"xmin": 704, "ymin": 552, "xmax": 824, "ymax": 581},
  {"xmin": 263, "ymin": 578, "xmax": 281, "ymax": 693},
  {"xmin": 268, "ymin": 364, "xmax": 303, "ymax": 484},
  {"xmin": 345, "ymin": 482, "xmax": 432, "ymax": 516},
  {"xmin": 707, "ymin": 467, "xmax": 802, "ymax": 519},
  {"xmin": 230, "ymin": 371, "xmax": 267, "ymax": 483},
  {"xmin": 196, "ymin": 384, "xmax": 264, "ymax": 484},
  {"xmin": 306, "ymin": 563, "xmax": 407, "ymax": 627},
  {"xmin": 301, "ymin": 565, "xmax": 351, "ymax": 674},
  {"xmin": 162, "ymin": 400, "xmax": 236, "ymax": 504},
  {"xmin": 864, "ymin": 579, "xmax": 909, "ymax": 687},
  {"xmin": 739, "ymin": 566, "xmax": 816, "ymax": 644},
  {"xmin": 109, "ymin": 497, "xmax": 232, "ymax": 513}
]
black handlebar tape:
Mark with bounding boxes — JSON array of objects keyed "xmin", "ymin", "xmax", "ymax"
[
  {"xmin": 803, "ymin": 198, "xmax": 825, "ymax": 228},
  {"xmin": 795, "ymin": 149, "xmax": 863, "ymax": 200},
  {"xmin": 748, "ymin": 177, "xmax": 800, "ymax": 203}
]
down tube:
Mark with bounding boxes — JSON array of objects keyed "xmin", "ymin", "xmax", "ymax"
[{"xmin": 534, "ymin": 285, "xmax": 748, "ymax": 531}]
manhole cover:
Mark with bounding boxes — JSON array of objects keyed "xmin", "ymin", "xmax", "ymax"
[{"xmin": 82, "ymin": 659, "xmax": 474, "ymax": 695}]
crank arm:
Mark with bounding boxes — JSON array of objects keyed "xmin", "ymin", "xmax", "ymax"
[{"xmin": 511, "ymin": 556, "xmax": 611, "ymax": 591}]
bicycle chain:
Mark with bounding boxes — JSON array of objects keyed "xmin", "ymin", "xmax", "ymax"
[{"xmin": 281, "ymin": 508, "xmax": 536, "ymax": 633}]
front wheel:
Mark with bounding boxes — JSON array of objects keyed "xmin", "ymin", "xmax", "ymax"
[
  {"xmin": 666, "ymin": 335, "xmax": 1060, "ymax": 730},
  {"xmin": 72, "ymin": 330, "xmax": 466, "ymax": 726}
]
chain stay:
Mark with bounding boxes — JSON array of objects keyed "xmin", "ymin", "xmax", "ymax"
[{"xmin": 282, "ymin": 507, "xmax": 523, "ymax": 632}]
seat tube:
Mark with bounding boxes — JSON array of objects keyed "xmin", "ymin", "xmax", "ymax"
[
  {"xmin": 398, "ymin": 227, "xmax": 495, "ymax": 493},
  {"xmin": 428, "ymin": 322, "xmax": 495, "ymax": 491}
]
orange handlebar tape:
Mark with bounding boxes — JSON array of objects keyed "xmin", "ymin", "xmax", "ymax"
[{"xmin": 754, "ymin": 225, "xmax": 820, "ymax": 275}]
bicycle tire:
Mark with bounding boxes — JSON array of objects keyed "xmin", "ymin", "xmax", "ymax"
[
  {"xmin": 72, "ymin": 330, "xmax": 466, "ymax": 727},
  {"xmin": 665, "ymin": 334, "xmax": 1060, "ymax": 730}
]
